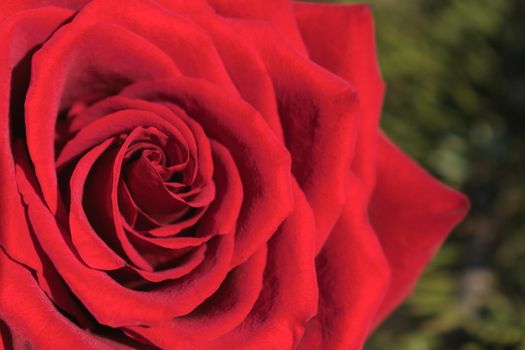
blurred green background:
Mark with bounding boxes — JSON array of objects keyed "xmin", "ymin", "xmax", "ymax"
[{"xmin": 315, "ymin": 0, "xmax": 525, "ymax": 349}]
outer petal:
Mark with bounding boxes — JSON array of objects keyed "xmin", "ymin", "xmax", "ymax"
[
  {"xmin": 370, "ymin": 135, "xmax": 469, "ymax": 325},
  {"xmin": 298, "ymin": 175, "xmax": 390, "ymax": 350},
  {"xmin": 0, "ymin": 7, "xmax": 94, "ymax": 326},
  {"xmin": 189, "ymin": 14, "xmax": 285, "ymax": 141},
  {"xmin": 0, "ymin": 5, "xmax": 72, "ymax": 282},
  {"xmin": 0, "ymin": 249, "xmax": 128, "ymax": 349},
  {"xmin": 225, "ymin": 21, "xmax": 360, "ymax": 251},
  {"xmin": 207, "ymin": 0, "xmax": 307, "ymax": 54},
  {"xmin": 294, "ymin": 2, "xmax": 386, "ymax": 199}
]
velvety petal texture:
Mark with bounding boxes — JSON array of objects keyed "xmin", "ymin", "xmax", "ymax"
[
  {"xmin": 370, "ymin": 135, "xmax": 470, "ymax": 325},
  {"xmin": 0, "ymin": 0, "xmax": 469, "ymax": 349},
  {"xmin": 294, "ymin": 2, "xmax": 386, "ymax": 198}
]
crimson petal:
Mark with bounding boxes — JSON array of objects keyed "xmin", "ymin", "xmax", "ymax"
[
  {"xmin": 294, "ymin": 2, "xmax": 386, "ymax": 199},
  {"xmin": 370, "ymin": 135, "xmax": 469, "ymax": 325}
]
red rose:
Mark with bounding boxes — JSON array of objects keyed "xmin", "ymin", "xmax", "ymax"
[{"xmin": 0, "ymin": 1, "xmax": 469, "ymax": 349}]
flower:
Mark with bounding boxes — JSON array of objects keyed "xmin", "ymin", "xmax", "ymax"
[{"xmin": 0, "ymin": 1, "xmax": 469, "ymax": 349}]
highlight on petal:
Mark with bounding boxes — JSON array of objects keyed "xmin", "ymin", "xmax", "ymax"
[{"xmin": 369, "ymin": 135, "xmax": 470, "ymax": 325}]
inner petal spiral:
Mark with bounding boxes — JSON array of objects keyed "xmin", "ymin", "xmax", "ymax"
[{"xmin": 55, "ymin": 103, "xmax": 217, "ymax": 288}]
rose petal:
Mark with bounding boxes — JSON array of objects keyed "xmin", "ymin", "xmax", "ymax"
[
  {"xmin": 0, "ymin": 249, "xmax": 128, "ymax": 349},
  {"xmin": 126, "ymin": 245, "xmax": 267, "ymax": 348},
  {"xmin": 0, "ymin": 5, "xmax": 72, "ymax": 282},
  {"xmin": 208, "ymin": 181, "xmax": 318, "ymax": 349},
  {"xmin": 370, "ymin": 135, "xmax": 470, "ymax": 325},
  {"xmin": 10, "ymin": 143, "xmax": 97, "ymax": 328},
  {"xmin": 195, "ymin": 140, "xmax": 243, "ymax": 237},
  {"xmin": 112, "ymin": 245, "xmax": 207, "ymax": 284},
  {"xmin": 229, "ymin": 22, "xmax": 360, "ymax": 251},
  {"xmin": 0, "ymin": 7, "xmax": 92, "ymax": 324},
  {"xmin": 294, "ymin": 2, "xmax": 386, "ymax": 199},
  {"xmin": 298, "ymin": 175, "xmax": 390, "ymax": 350},
  {"xmin": 124, "ymin": 151, "xmax": 213, "ymax": 214},
  {"xmin": 74, "ymin": 0, "xmax": 236, "ymax": 89},
  {"xmin": 58, "ymin": 109, "xmax": 189, "ymax": 168},
  {"xmin": 123, "ymin": 220, "xmax": 212, "ymax": 249},
  {"xmin": 189, "ymin": 14, "xmax": 284, "ymax": 140},
  {"xmin": 83, "ymin": 133, "xmax": 156, "ymax": 271},
  {"xmin": 207, "ymin": 0, "xmax": 307, "ymax": 54},
  {"xmin": 69, "ymin": 138, "xmax": 127, "ymax": 270}
]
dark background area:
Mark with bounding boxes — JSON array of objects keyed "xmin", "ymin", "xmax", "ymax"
[{"xmin": 317, "ymin": 0, "xmax": 525, "ymax": 348}]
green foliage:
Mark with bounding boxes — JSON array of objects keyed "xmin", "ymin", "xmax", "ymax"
[{"xmin": 313, "ymin": 0, "xmax": 525, "ymax": 348}]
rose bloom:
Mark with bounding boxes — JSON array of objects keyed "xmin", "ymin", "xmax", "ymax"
[{"xmin": 0, "ymin": 0, "xmax": 469, "ymax": 349}]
